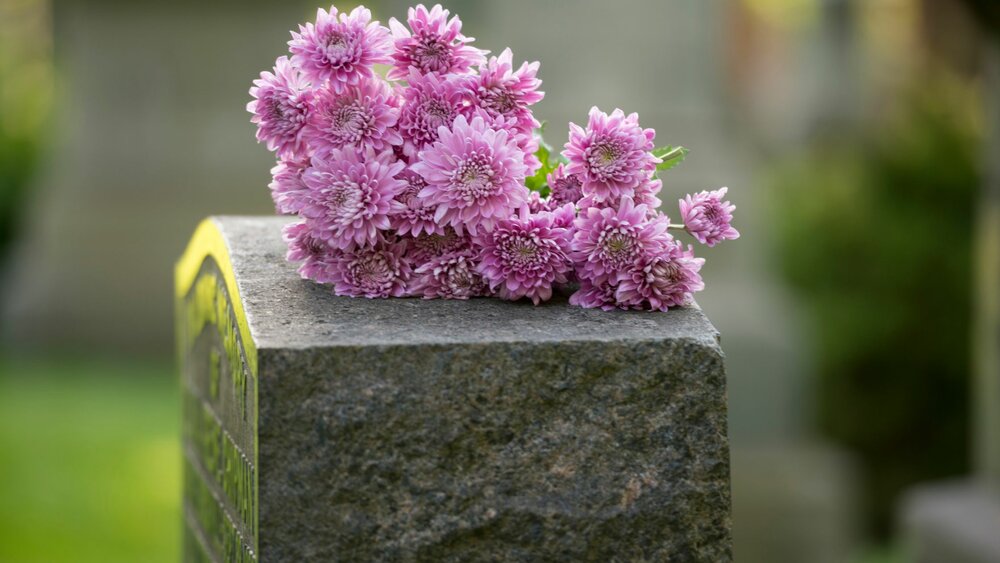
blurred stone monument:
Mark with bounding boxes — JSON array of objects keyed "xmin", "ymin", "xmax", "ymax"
[{"xmin": 0, "ymin": 0, "xmax": 316, "ymax": 355}]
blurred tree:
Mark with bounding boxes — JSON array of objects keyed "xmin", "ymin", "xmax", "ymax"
[
  {"xmin": 768, "ymin": 77, "xmax": 980, "ymax": 536},
  {"xmin": 0, "ymin": 0, "xmax": 52, "ymax": 260}
]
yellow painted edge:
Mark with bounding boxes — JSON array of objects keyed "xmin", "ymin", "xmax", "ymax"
[
  {"xmin": 175, "ymin": 217, "xmax": 258, "ymax": 376},
  {"xmin": 176, "ymin": 217, "xmax": 261, "ymax": 558}
]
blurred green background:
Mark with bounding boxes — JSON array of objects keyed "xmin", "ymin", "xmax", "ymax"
[
  {"xmin": 0, "ymin": 360, "xmax": 178, "ymax": 562},
  {"xmin": 1, "ymin": 0, "xmax": 998, "ymax": 561},
  {"xmin": 769, "ymin": 79, "xmax": 981, "ymax": 537}
]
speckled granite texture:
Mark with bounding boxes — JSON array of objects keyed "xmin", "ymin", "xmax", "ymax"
[{"xmin": 198, "ymin": 216, "xmax": 732, "ymax": 562}]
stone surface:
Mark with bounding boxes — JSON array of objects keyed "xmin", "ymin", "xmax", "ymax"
[
  {"xmin": 177, "ymin": 216, "xmax": 733, "ymax": 561},
  {"xmin": 899, "ymin": 481, "xmax": 1000, "ymax": 563}
]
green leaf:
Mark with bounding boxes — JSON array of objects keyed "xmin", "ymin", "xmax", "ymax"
[
  {"xmin": 524, "ymin": 146, "xmax": 554, "ymax": 195},
  {"xmin": 524, "ymin": 130, "xmax": 563, "ymax": 196},
  {"xmin": 652, "ymin": 145, "xmax": 689, "ymax": 173}
]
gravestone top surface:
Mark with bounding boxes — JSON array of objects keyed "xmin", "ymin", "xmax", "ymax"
[{"xmin": 209, "ymin": 216, "xmax": 722, "ymax": 351}]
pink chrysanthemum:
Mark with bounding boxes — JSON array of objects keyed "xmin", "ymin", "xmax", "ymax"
[
  {"xmin": 549, "ymin": 202, "xmax": 577, "ymax": 230},
  {"xmin": 389, "ymin": 167, "xmax": 442, "ymax": 236},
  {"xmin": 578, "ymin": 176, "xmax": 663, "ymax": 217},
  {"xmin": 570, "ymin": 197, "xmax": 671, "ymax": 284},
  {"xmin": 248, "ymin": 56, "xmax": 313, "ymax": 158},
  {"xmin": 397, "ymin": 69, "xmax": 471, "ymax": 158},
  {"xmin": 288, "ymin": 6, "xmax": 392, "ymax": 93},
  {"xmin": 315, "ymin": 238, "xmax": 412, "ymax": 298},
  {"xmin": 476, "ymin": 207, "xmax": 572, "ymax": 305},
  {"xmin": 304, "ymin": 78, "xmax": 402, "ymax": 152},
  {"xmin": 526, "ymin": 191, "xmax": 553, "ymax": 214},
  {"xmin": 616, "ymin": 241, "xmax": 705, "ymax": 311},
  {"xmin": 411, "ymin": 115, "xmax": 529, "ymax": 235},
  {"xmin": 405, "ymin": 228, "xmax": 471, "ymax": 264},
  {"xmin": 633, "ymin": 177, "xmax": 664, "ymax": 214},
  {"xmin": 525, "ymin": 196, "xmax": 575, "ymax": 228},
  {"xmin": 679, "ymin": 187, "xmax": 740, "ymax": 247},
  {"xmin": 467, "ymin": 107, "xmax": 541, "ymax": 174},
  {"xmin": 269, "ymin": 157, "xmax": 311, "ymax": 214},
  {"xmin": 387, "ymin": 3, "xmax": 486, "ymax": 80},
  {"xmin": 547, "ymin": 164, "xmax": 584, "ymax": 207},
  {"xmin": 569, "ymin": 278, "xmax": 630, "ymax": 311},
  {"xmin": 283, "ymin": 221, "xmax": 338, "ymax": 281},
  {"xmin": 522, "ymin": 135, "xmax": 542, "ymax": 176},
  {"xmin": 411, "ymin": 249, "xmax": 488, "ymax": 299},
  {"xmin": 563, "ymin": 107, "xmax": 658, "ymax": 202},
  {"xmin": 469, "ymin": 48, "xmax": 543, "ymax": 136},
  {"xmin": 300, "ymin": 147, "xmax": 406, "ymax": 249}
]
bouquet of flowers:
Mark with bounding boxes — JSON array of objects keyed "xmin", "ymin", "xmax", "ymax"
[{"xmin": 248, "ymin": 4, "xmax": 739, "ymax": 311}]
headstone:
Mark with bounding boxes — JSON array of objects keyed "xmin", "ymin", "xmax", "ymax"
[
  {"xmin": 900, "ymin": 482, "xmax": 1000, "ymax": 563},
  {"xmin": 176, "ymin": 216, "xmax": 734, "ymax": 561},
  {"xmin": 731, "ymin": 446, "xmax": 859, "ymax": 563}
]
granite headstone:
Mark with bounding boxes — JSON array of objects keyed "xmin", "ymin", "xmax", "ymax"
[{"xmin": 176, "ymin": 216, "xmax": 733, "ymax": 561}]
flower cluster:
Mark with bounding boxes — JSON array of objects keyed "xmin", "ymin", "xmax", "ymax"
[{"xmin": 250, "ymin": 4, "xmax": 738, "ymax": 309}]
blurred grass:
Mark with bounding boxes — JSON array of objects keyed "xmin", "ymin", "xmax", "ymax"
[{"xmin": 0, "ymin": 358, "xmax": 180, "ymax": 563}]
